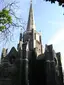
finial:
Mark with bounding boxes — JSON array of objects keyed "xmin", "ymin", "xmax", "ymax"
[
  {"xmin": 20, "ymin": 28, "xmax": 22, "ymax": 33},
  {"xmin": 30, "ymin": 0, "xmax": 32, "ymax": 4}
]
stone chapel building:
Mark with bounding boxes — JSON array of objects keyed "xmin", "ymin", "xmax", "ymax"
[{"xmin": 0, "ymin": 1, "xmax": 63, "ymax": 85}]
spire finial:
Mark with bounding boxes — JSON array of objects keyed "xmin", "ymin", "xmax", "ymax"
[{"xmin": 30, "ymin": 0, "xmax": 32, "ymax": 4}]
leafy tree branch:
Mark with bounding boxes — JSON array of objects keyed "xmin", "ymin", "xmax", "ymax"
[
  {"xmin": 44, "ymin": 0, "xmax": 64, "ymax": 7},
  {"xmin": 0, "ymin": 1, "xmax": 26, "ymax": 43}
]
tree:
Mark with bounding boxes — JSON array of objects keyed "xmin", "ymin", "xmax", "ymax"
[
  {"xmin": 45, "ymin": 0, "xmax": 64, "ymax": 7},
  {"xmin": 0, "ymin": 9, "xmax": 12, "ymax": 31},
  {"xmin": 0, "ymin": 1, "xmax": 25, "ymax": 43}
]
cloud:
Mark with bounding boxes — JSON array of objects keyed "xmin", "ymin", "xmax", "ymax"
[
  {"xmin": 48, "ymin": 28, "xmax": 64, "ymax": 45},
  {"xmin": 48, "ymin": 21, "xmax": 64, "ymax": 27},
  {"xmin": 48, "ymin": 28, "xmax": 64, "ymax": 70}
]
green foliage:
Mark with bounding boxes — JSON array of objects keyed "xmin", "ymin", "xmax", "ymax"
[{"xmin": 0, "ymin": 9, "xmax": 12, "ymax": 31}]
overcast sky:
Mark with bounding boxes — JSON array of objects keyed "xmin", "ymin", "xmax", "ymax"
[{"xmin": 0, "ymin": 0, "xmax": 64, "ymax": 70}]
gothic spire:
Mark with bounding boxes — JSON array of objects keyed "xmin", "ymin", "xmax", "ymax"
[{"xmin": 27, "ymin": 0, "xmax": 36, "ymax": 31}]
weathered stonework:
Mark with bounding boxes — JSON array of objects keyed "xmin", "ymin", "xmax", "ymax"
[{"xmin": 0, "ymin": 1, "xmax": 63, "ymax": 85}]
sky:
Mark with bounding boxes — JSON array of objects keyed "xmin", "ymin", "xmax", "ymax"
[{"xmin": 0, "ymin": 0, "xmax": 64, "ymax": 70}]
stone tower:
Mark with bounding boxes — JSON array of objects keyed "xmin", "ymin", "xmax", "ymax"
[{"xmin": 23, "ymin": 0, "xmax": 43, "ymax": 56}]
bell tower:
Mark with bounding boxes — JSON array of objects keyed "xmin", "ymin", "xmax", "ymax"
[{"xmin": 23, "ymin": 0, "xmax": 43, "ymax": 56}]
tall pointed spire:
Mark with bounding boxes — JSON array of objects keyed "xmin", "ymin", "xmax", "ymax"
[{"xmin": 27, "ymin": 0, "xmax": 36, "ymax": 31}]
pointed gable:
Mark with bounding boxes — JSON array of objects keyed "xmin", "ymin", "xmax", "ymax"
[{"xmin": 7, "ymin": 47, "xmax": 18, "ymax": 58}]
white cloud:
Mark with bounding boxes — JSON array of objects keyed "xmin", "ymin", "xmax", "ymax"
[
  {"xmin": 48, "ymin": 28, "xmax": 64, "ymax": 70},
  {"xmin": 48, "ymin": 21, "xmax": 64, "ymax": 28},
  {"xmin": 48, "ymin": 28, "xmax": 64, "ymax": 45}
]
